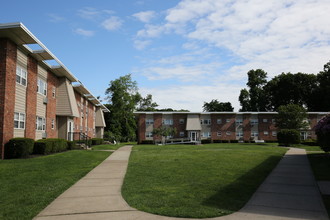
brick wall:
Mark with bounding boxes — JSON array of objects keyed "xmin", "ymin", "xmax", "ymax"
[
  {"xmin": 24, "ymin": 56, "xmax": 38, "ymax": 139},
  {"xmin": 137, "ymin": 114, "xmax": 146, "ymax": 143},
  {"xmin": 242, "ymin": 114, "xmax": 251, "ymax": 141},
  {"xmin": 46, "ymin": 71, "xmax": 58, "ymax": 138},
  {"xmin": 0, "ymin": 39, "xmax": 17, "ymax": 159},
  {"xmin": 258, "ymin": 114, "xmax": 277, "ymax": 141},
  {"xmin": 153, "ymin": 114, "xmax": 162, "ymax": 141},
  {"xmin": 87, "ymin": 101, "xmax": 94, "ymax": 137},
  {"xmin": 173, "ymin": 114, "xmax": 187, "ymax": 138},
  {"xmin": 73, "ymin": 91, "xmax": 81, "ymax": 132}
]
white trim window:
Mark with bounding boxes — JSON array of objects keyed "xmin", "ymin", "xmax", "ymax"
[
  {"xmin": 251, "ymin": 131, "xmax": 259, "ymax": 137},
  {"xmin": 217, "ymin": 131, "xmax": 222, "ymax": 136},
  {"xmin": 179, "ymin": 119, "xmax": 185, "ymax": 124},
  {"xmin": 226, "ymin": 119, "xmax": 231, "ymax": 123},
  {"xmin": 251, "ymin": 119, "xmax": 259, "ymax": 125},
  {"xmin": 16, "ymin": 65, "xmax": 27, "ymax": 86},
  {"xmin": 201, "ymin": 119, "xmax": 211, "ymax": 125},
  {"xmin": 36, "ymin": 116, "xmax": 46, "ymax": 131},
  {"xmin": 226, "ymin": 131, "xmax": 231, "ymax": 136},
  {"xmin": 146, "ymin": 119, "xmax": 154, "ymax": 125},
  {"xmin": 264, "ymin": 131, "xmax": 269, "ymax": 135},
  {"xmin": 146, "ymin": 132, "xmax": 153, "ymax": 138},
  {"xmin": 217, "ymin": 119, "xmax": 222, "ymax": 124},
  {"xmin": 272, "ymin": 131, "xmax": 277, "ymax": 137},
  {"xmin": 14, "ymin": 112, "xmax": 25, "ymax": 129},
  {"xmin": 51, "ymin": 119, "xmax": 55, "ymax": 129},
  {"xmin": 201, "ymin": 132, "xmax": 211, "ymax": 138},
  {"xmin": 37, "ymin": 78, "xmax": 47, "ymax": 95},
  {"xmin": 179, "ymin": 131, "xmax": 185, "ymax": 137},
  {"xmin": 263, "ymin": 119, "xmax": 268, "ymax": 123},
  {"xmin": 162, "ymin": 119, "xmax": 173, "ymax": 125},
  {"xmin": 235, "ymin": 119, "xmax": 243, "ymax": 125},
  {"xmin": 236, "ymin": 131, "xmax": 243, "ymax": 137}
]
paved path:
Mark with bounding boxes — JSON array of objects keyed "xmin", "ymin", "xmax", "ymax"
[{"xmin": 34, "ymin": 146, "xmax": 329, "ymax": 220}]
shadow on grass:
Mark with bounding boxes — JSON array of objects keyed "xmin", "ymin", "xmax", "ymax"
[{"xmin": 202, "ymin": 155, "xmax": 282, "ymax": 212}]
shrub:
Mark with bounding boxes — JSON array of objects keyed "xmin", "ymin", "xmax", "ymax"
[
  {"xmin": 222, "ymin": 140, "xmax": 229, "ymax": 143},
  {"xmin": 230, "ymin": 140, "xmax": 239, "ymax": 143},
  {"xmin": 315, "ymin": 115, "xmax": 330, "ymax": 152},
  {"xmin": 213, "ymin": 140, "xmax": 222, "ymax": 143},
  {"xmin": 33, "ymin": 138, "xmax": 67, "ymax": 155},
  {"xmin": 5, "ymin": 138, "xmax": 34, "ymax": 159},
  {"xmin": 67, "ymin": 141, "xmax": 81, "ymax": 150},
  {"xmin": 301, "ymin": 139, "xmax": 318, "ymax": 146},
  {"xmin": 277, "ymin": 129, "xmax": 300, "ymax": 146},
  {"xmin": 140, "ymin": 140, "xmax": 154, "ymax": 145},
  {"xmin": 91, "ymin": 138, "xmax": 104, "ymax": 145},
  {"xmin": 201, "ymin": 139, "xmax": 212, "ymax": 144}
]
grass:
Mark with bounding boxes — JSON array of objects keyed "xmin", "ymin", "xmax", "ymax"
[
  {"xmin": 0, "ymin": 150, "xmax": 112, "ymax": 220},
  {"xmin": 292, "ymin": 145, "xmax": 322, "ymax": 152},
  {"xmin": 122, "ymin": 143, "xmax": 287, "ymax": 218},
  {"xmin": 91, "ymin": 142, "xmax": 136, "ymax": 151},
  {"xmin": 308, "ymin": 152, "xmax": 330, "ymax": 215}
]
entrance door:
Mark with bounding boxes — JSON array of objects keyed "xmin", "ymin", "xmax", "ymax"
[
  {"xmin": 190, "ymin": 131, "xmax": 197, "ymax": 142},
  {"xmin": 68, "ymin": 120, "xmax": 74, "ymax": 141}
]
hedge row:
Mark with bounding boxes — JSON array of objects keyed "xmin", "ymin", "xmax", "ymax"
[
  {"xmin": 91, "ymin": 138, "xmax": 104, "ymax": 145},
  {"xmin": 4, "ymin": 137, "xmax": 100, "ymax": 159}
]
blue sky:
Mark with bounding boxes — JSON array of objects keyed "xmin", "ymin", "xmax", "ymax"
[{"xmin": 2, "ymin": 0, "xmax": 330, "ymax": 111}]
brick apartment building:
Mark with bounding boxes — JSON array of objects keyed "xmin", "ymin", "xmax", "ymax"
[
  {"xmin": 135, "ymin": 112, "xmax": 327, "ymax": 144},
  {"xmin": 0, "ymin": 22, "xmax": 109, "ymax": 158}
]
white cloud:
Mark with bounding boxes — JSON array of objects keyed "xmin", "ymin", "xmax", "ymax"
[
  {"xmin": 48, "ymin": 13, "xmax": 65, "ymax": 23},
  {"xmin": 132, "ymin": 10, "xmax": 156, "ymax": 23},
  {"xmin": 101, "ymin": 16, "xmax": 123, "ymax": 31},
  {"xmin": 139, "ymin": 83, "xmax": 242, "ymax": 112},
  {"xmin": 134, "ymin": 40, "xmax": 152, "ymax": 50},
  {"xmin": 77, "ymin": 7, "xmax": 114, "ymax": 20},
  {"xmin": 74, "ymin": 28, "xmax": 95, "ymax": 37}
]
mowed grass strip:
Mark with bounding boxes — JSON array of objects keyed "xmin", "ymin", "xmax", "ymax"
[
  {"xmin": 92, "ymin": 142, "xmax": 136, "ymax": 151},
  {"xmin": 122, "ymin": 143, "xmax": 287, "ymax": 218},
  {"xmin": 0, "ymin": 150, "xmax": 112, "ymax": 220}
]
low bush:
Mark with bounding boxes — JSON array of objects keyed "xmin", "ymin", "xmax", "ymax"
[
  {"xmin": 201, "ymin": 139, "xmax": 212, "ymax": 144},
  {"xmin": 140, "ymin": 140, "xmax": 154, "ymax": 145},
  {"xmin": 33, "ymin": 138, "xmax": 67, "ymax": 155},
  {"xmin": 67, "ymin": 141, "xmax": 81, "ymax": 150},
  {"xmin": 91, "ymin": 138, "xmax": 104, "ymax": 146},
  {"xmin": 212, "ymin": 140, "xmax": 222, "ymax": 143},
  {"xmin": 222, "ymin": 140, "xmax": 229, "ymax": 143},
  {"xmin": 301, "ymin": 139, "xmax": 318, "ymax": 146},
  {"xmin": 230, "ymin": 140, "xmax": 239, "ymax": 143},
  {"xmin": 5, "ymin": 138, "xmax": 34, "ymax": 159},
  {"xmin": 277, "ymin": 129, "xmax": 300, "ymax": 146}
]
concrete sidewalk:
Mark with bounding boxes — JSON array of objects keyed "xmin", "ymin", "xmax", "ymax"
[{"xmin": 34, "ymin": 146, "xmax": 329, "ymax": 220}]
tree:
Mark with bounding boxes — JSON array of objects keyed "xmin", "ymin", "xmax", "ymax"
[
  {"xmin": 315, "ymin": 115, "xmax": 330, "ymax": 152},
  {"xmin": 105, "ymin": 74, "xmax": 141, "ymax": 141},
  {"xmin": 239, "ymin": 69, "xmax": 267, "ymax": 111},
  {"xmin": 264, "ymin": 73, "xmax": 317, "ymax": 111},
  {"xmin": 203, "ymin": 99, "xmax": 234, "ymax": 112},
  {"xmin": 136, "ymin": 94, "xmax": 158, "ymax": 111},
  {"xmin": 152, "ymin": 126, "xmax": 177, "ymax": 145},
  {"xmin": 275, "ymin": 104, "xmax": 308, "ymax": 146},
  {"xmin": 275, "ymin": 104, "xmax": 308, "ymax": 130}
]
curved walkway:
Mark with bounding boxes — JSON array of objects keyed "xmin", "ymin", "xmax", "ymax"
[{"xmin": 34, "ymin": 146, "xmax": 329, "ymax": 220}]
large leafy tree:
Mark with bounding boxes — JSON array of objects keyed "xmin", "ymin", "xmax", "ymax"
[
  {"xmin": 264, "ymin": 72, "xmax": 317, "ymax": 111},
  {"xmin": 105, "ymin": 74, "xmax": 141, "ymax": 141},
  {"xmin": 275, "ymin": 104, "xmax": 308, "ymax": 130},
  {"xmin": 203, "ymin": 99, "xmax": 234, "ymax": 112},
  {"xmin": 136, "ymin": 94, "xmax": 159, "ymax": 111},
  {"xmin": 239, "ymin": 69, "xmax": 267, "ymax": 111}
]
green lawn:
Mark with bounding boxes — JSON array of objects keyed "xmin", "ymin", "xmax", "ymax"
[
  {"xmin": 293, "ymin": 145, "xmax": 322, "ymax": 152},
  {"xmin": 92, "ymin": 142, "xmax": 136, "ymax": 151},
  {"xmin": 122, "ymin": 143, "xmax": 287, "ymax": 218},
  {"xmin": 308, "ymin": 152, "xmax": 330, "ymax": 215},
  {"xmin": 0, "ymin": 150, "xmax": 112, "ymax": 220}
]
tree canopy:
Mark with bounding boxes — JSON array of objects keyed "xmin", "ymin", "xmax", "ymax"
[
  {"xmin": 275, "ymin": 104, "xmax": 308, "ymax": 130},
  {"xmin": 136, "ymin": 94, "xmax": 158, "ymax": 111},
  {"xmin": 203, "ymin": 99, "xmax": 234, "ymax": 112}
]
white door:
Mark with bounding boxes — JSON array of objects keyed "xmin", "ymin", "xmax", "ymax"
[
  {"xmin": 190, "ymin": 131, "xmax": 197, "ymax": 141},
  {"xmin": 68, "ymin": 120, "xmax": 74, "ymax": 141}
]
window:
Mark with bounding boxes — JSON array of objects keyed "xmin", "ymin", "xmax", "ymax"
[
  {"xmin": 36, "ymin": 116, "xmax": 46, "ymax": 131},
  {"xmin": 146, "ymin": 119, "xmax": 154, "ymax": 125},
  {"xmin": 162, "ymin": 119, "xmax": 173, "ymax": 125},
  {"xmin": 226, "ymin": 131, "xmax": 231, "ymax": 136},
  {"xmin": 272, "ymin": 119, "xmax": 276, "ymax": 124},
  {"xmin": 37, "ymin": 78, "xmax": 47, "ymax": 95},
  {"xmin": 217, "ymin": 131, "xmax": 222, "ymax": 136},
  {"xmin": 16, "ymin": 66, "xmax": 27, "ymax": 86},
  {"xmin": 179, "ymin": 119, "xmax": 185, "ymax": 124},
  {"xmin": 251, "ymin": 119, "xmax": 259, "ymax": 125},
  {"xmin": 272, "ymin": 131, "xmax": 277, "ymax": 137},
  {"xmin": 226, "ymin": 119, "xmax": 231, "ymax": 123},
  {"xmin": 263, "ymin": 119, "xmax": 268, "ymax": 123},
  {"xmin": 201, "ymin": 132, "xmax": 211, "ymax": 138},
  {"xmin": 179, "ymin": 131, "xmax": 185, "ymax": 137},
  {"xmin": 14, "ymin": 112, "xmax": 25, "ymax": 129},
  {"xmin": 251, "ymin": 131, "xmax": 259, "ymax": 137},
  {"xmin": 146, "ymin": 132, "xmax": 153, "ymax": 138},
  {"xmin": 217, "ymin": 119, "xmax": 222, "ymax": 124},
  {"xmin": 52, "ymin": 87, "xmax": 56, "ymax": 98},
  {"xmin": 201, "ymin": 119, "xmax": 211, "ymax": 125},
  {"xmin": 264, "ymin": 131, "xmax": 269, "ymax": 135},
  {"xmin": 235, "ymin": 119, "xmax": 243, "ymax": 125},
  {"xmin": 236, "ymin": 131, "xmax": 243, "ymax": 137},
  {"xmin": 51, "ymin": 119, "xmax": 55, "ymax": 129}
]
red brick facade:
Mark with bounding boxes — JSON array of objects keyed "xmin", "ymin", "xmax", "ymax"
[
  {"xmin": 46, "ymin": 71, "xmax": 58, "ymax": 138},
  {"xmin": 0, "ymin": 39, "xmax": 17, "ymax": 159},
  {"xmin": 173, "ymin": 114, "xmax": 187, "ymax": 138},
  {"xmin": 25, "ymin": 55, "xmax": 37, "ymax": 139}
]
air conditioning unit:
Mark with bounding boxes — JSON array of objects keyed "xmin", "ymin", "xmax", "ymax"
[
  {"xmin": 42, "ymin": 132, "xmax": 47, "ymax": 138},
  {"xmin": 43, "ymin": 97, "xmax": 48, "ymax": 104}
]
